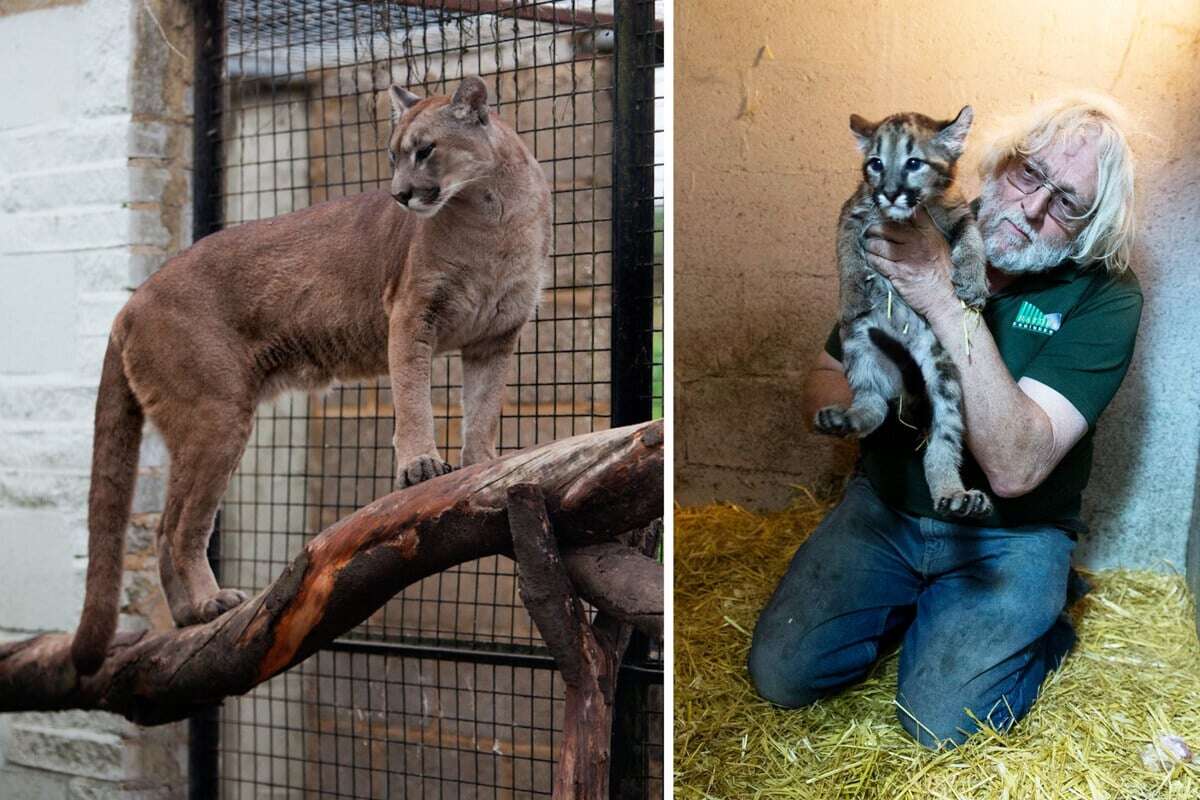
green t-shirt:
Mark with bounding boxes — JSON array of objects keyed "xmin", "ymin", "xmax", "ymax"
[{"xmin": 824, "ymin": 261, "xmax": 1143, "ymax": 530}]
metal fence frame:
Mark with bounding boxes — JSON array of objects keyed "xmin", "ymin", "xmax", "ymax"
[{"xmin": 188, "ymin": 1, "xmax": 663, "ymax": 797}]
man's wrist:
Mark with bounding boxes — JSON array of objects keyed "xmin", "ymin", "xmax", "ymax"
[{"xmin": 925, "ymin": 299, "xmax": 965, "ymax": 339}]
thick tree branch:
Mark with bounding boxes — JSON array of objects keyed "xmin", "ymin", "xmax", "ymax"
[
  {"xmin": 509, "ymin": 491, "xmax": 661, "ymax": 800},
  {"xmin": 563, "ymin": 541, "xmax": 663, "ymax": 641},
  {"xmin": 509, "ymin": 483, "xmax": 598, "ymax": 688},
  {"xmin": 0, "ymin": 420, "xmax": 662, "ymax": 725}
]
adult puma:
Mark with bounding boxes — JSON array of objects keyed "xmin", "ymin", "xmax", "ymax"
[{"xmin": 70, "ymin": 76, "xmax": 552, "ymax": 675}]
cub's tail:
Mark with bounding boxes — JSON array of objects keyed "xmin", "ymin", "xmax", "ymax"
[{"xmin": 70, "ymin": 334, "xmax": 143, "ymax": 676}]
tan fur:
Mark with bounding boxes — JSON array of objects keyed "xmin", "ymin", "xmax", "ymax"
[{"xmin": 70, "ymin": 77, "xmax": 551, "ymax": 675}]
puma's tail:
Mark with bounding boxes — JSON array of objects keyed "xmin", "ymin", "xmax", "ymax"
[{"xmin": 70, "ymin": 334, "xmax": 143, "ymax": 676}]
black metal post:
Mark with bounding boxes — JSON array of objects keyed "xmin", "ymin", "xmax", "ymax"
[
  {"xmin": 610, "ymin": 3, "xmax": 661, "ymax": 794},
  {"xmin": 610, "ymin": 0, "xmax": 657, "ymax": 428},
  {"xmin": 192, "ymin": 0, "xmax": 223, "ymax": 243},
  {"xmin": 189, "ymin": 2, "xmax": 223, "ymax": 798}
]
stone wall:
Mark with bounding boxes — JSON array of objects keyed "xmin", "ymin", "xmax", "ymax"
[
  {"xmin": 675, "ymin": 0, "xmax": 1200, "ymax": 572},
  {"xmin": 0, "ymin": 0, "xmax": 192, "ymax": 795}
]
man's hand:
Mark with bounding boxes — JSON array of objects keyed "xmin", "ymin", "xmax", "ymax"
[{"xmin": 863, "ymin": 208, "xmax": 958, "ymax": 320}]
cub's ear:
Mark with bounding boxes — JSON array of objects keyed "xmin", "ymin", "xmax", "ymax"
[
  {"xmin": 451, "ymin": 76, "xmax": 490, "ymax": 125},
  {"xmin": 934, "ymin": 105, "xmax": 973, "ymax": 158},
  {"xmin": 389, "ymin": 85, "xmax": 421, "ymax": 125},
  {"xmin": 849, "ymin": 114, "xmax": 877, "ymax": 154}
]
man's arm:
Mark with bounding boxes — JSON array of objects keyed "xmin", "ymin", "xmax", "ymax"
[
  {"xmin": 862, "ymin": 210, "xmax": 1087, "ymax": 497},
  {"xmin": 923, "ymin": 303, "xmax": 1087, "ymax": 496}
]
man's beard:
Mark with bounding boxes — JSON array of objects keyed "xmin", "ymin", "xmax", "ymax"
[{"xmin": 977, "ymin": 179, "xmax": 1074, "ymax": 274}]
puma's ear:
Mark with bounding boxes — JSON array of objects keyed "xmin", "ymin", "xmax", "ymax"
[
  {"xmin": 849, "ymin": 114, "xmax": 877, "ymax": 154},
  {"xmin": 389, "ymin": 85, "xmax": 421, "ymax": 125},
  {"xmin": 934, "ymin": 105, "xmax": 973, "ymax": 158},
  {"xmin": 451, "ymin": 76, "xmax": 490, "ymax": 125}
]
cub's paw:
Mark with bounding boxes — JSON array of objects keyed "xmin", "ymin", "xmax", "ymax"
[
  {"xmin": 194, "ymin": 588, "xmax": 249, "ymax": 625},
  {"xmin": 935, "ymin": 489, "xmax": 993, "ymax": 519},
  {"xmin": 814, "ymin": 405, "xmax": 854, "ymax": 437},
  {"xmin": 954, "ymin": 283, "xmax": 989, "ymax": 311},
  {"xmin": 396, "ymin": 454, "xmax": 453, "ymax": 489}
]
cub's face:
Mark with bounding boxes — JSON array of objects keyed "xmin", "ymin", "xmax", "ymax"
[
  {"xmin": 849, "ymin": 106, "xmax": 973, "ymax": 222},
  {"xmin": 387, "ymin": 77, "xmax": 496, "ymax": 217}
]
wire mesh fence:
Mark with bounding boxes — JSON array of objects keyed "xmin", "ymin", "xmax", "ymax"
[{"xmin": 191, "ymin": 1, "xmax": 663, "ymax": 797}]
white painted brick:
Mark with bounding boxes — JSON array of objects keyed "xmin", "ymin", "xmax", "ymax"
[
  {"xmin": 0, "ymin": 378, "xmax": 98, "ymax": 422},
  {"xmin": 0, "ymin": 465, "xmax": 164, "ymax": 518},
  {"xmin": 9, "ymin": 712, "xmax": 138, "ymax": 741},
  {"xmin": 0, "ymin": 207, "xmax": 134, "ymax": 254},
  {"xmin": 128, "ymin": 168, "xmax": 171, "ymax": 204},
  {"xmin": 0, "ymin": 510, "xmax": 85, "ymax": 631},
  {"xmin": 76, "ymin": 335, "xmax": 110, "ymax": 379},
  {"xmin": 0, "ymin": 423, "xmax": 94, "ymax": 472},
  {"xmin": 0, "ymin": 1, "xmax": 134, "ymax": 129},
  {"xmin": 79, "ymin": 292, "xmax": 131, "ymax": 337},
  {"xmin": 6, "ymin": 725, "xmax": 134, "ymax": 782},
  {"xmin": 0, "ymin": 469, "xmax": 89, "ymax": 510},
  {"xmin": 0, "ymin": 117, "xmax": 132, "ymax": 176},
  {"xmin": 0, "ymin": 764, "xmax": 71, "ymax": 800},
  {"xmin": 69, "ymin": 778, "xmax": 175, "ymax": 800},
  {"xmin": 0, "ymin": 256, "xmax": 76, "ymax": 374},
  {"xmin": 129, "ymin": 122, "xmax": 172, "ymax": 160},
  {"xmin": 74, "ymin": 249, "xmax": 136, "ymax": 293},
  {"xmin": 129, "ymin": 251, "xmax": 171, "ymax": 287},
  {"xmin": 128, "ymin": 209, "xmax": 171, "ymax": 249},
  {"xmin": 0, "ymin": 165, "xmax": 170, "ymax": 214},
  {"xmin": 0, "ymin": 163, "xmax": 125, "ymax": 214}
]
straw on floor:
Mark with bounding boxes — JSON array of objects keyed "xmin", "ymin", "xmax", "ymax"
[{"xmin": 675, "ymin": 492, "xmax": 1200, "ymax": 799}]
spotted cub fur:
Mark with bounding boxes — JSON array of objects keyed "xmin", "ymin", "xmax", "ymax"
[{"xmin": 816, "ymin": 106, "xmax": 993, "ymax": 519}]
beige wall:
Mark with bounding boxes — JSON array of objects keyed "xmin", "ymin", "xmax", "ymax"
[{"xmin": 675, "ymin": 0, "xmax": 1200, "ymax": 570}]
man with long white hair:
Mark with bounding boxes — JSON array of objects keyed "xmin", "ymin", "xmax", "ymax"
[{"xmin": 749, "ymin": 94, "xmax": 1142, "ymax": 748}]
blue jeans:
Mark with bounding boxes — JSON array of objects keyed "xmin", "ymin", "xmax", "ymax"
[{"xmin": 748, "ymin": 476, "xmax": 1078, "ymax": 748}]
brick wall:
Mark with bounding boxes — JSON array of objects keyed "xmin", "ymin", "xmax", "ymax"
[{"xmin": 0, "ymin": 0, "xmax": 192, "ymax": 795}]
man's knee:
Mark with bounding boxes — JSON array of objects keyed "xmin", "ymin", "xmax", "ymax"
[
  {"xmin": 747, "ymin": 631, "xmax": 825, "ymax": 709},
  {"xmin": 748, "ymin": 633, "xmax": 816, "ymax": 705}
]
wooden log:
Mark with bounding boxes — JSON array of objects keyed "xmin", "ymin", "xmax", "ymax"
[
  {"xmin": 563, "ymin": 539, "xmax": 663, "ymax": 641},
  {"xmin": 0, "ymin": 420, "xmax": 662, "ymax": 725},
  {"xmin": 508, "ymin": 485, "xmax": 661, "ymax": 800}
]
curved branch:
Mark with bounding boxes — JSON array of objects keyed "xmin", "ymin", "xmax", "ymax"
[{"xmin": 0, "ymin": 420, "xmax": 663, "ymax": 725}]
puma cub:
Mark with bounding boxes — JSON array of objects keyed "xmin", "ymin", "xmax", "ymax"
[
  {"xmin": 71, "ymin": 77, "xmax": 551, "ymax": 675},
  {"xmin": 819, "ymin": 106, "xmax": 993, "ymax": 519}
]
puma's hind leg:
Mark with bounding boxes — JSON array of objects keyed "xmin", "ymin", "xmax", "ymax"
[
  {"xmin": 155, "ymin": 400, "xmax": 253, "ymax": 626},
  {"xmin": 914, "ymin": 336, "xmax": 993, "ymax": 519}
]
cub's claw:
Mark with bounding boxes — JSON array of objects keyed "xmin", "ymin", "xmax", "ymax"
[
  {"xmin": 814, "ymin": 405, "xmax": 854, "ymax": 437},
  {"xmin": 935, "ymin": 489, "xmax": 993, "ymax": 519},
  {"xmin": 397, "ymin": 454, "xmax": 453, "ymax": 489}
]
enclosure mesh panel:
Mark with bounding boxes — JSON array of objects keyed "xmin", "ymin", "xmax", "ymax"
[{"xmin": 196, "ymin": 1, "xmax": 662, "ymax": 797}]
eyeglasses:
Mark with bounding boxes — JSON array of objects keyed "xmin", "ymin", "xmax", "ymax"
[{"xmin": 1004, "ymin": 157, "xmax": 1092, "ymax": 230}]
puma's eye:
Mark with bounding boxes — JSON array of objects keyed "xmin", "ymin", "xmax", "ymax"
[
  {"xmin": 415, "ymin": 143, "xmax": 436, "ymax": 162},
  {"xmin": 905, "ymin": 158, "xmax": 923, "ymax": 171},
  {"xmin": 866, "ymin": 157, "xmax": 884, "ymax": 172}
]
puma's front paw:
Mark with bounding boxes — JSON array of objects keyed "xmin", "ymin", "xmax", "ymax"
[
  {"xmin": 396, "ymin": 454, "xmax": 453, "ymax": 489},
  {"xmin": 814, "ymin": 405, "xmax": 854, "ymax": 436},
  {"xmin": 191, "ymin": 588, "xmax": 248, "ymax": 625},
  {"xmin": 935, "ymin": 489, "xmax": 993, "ymax": 519}
]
